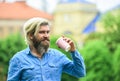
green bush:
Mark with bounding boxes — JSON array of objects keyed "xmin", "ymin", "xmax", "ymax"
[
  {"xmin": 113, "ymin": 44, "xmax": 120, "ymax": 81},
  {"xmin": 79, "ymin": 40, "xmax": 113, "ymax": 81},
  {"xmin": 0, "ymin": 33, "xmax": 26, "ymax": 81},
  {"xmin": 79, "ymin": 9, "xmax": 120, "ymax": 81}
]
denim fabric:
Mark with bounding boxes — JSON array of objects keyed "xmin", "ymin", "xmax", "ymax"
[{"xmin": 7, "ymin": 47, "xmax": 86, "ymax": 81}]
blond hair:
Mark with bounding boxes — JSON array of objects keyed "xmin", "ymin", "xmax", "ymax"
[{"xmin": 23, "ymin": 17, "xmax": 50, "ymax": 45}]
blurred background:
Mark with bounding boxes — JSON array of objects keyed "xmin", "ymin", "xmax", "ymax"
[{"xmin": 0, "ymin": 0, "xmax": 120, "ymax": 81}]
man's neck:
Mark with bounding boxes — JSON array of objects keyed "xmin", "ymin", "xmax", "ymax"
[{"xmin": 29, "ymin": 45, "xmax": 43, "ymax": 58}]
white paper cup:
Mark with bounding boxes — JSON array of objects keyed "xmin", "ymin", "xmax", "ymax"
[{"xmin": 56, "ymin": 37, "xmax": 71, "ymax": 52}]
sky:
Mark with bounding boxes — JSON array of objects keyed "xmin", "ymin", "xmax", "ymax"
[
  {"xmin": 5, "ymin": 0, "xmax": 60, "ymax": 14},
  {"xmin": 86, "ymin": 0, "xmax": 120, "ymax": 13},
  {"xmin": 5, "ymin": 0, "xmax": 120, "ymax": 14},
  {"xmin": 26, "ymin": 0, "xmax": 60, "ymax": 14},
  {"xmin": 26, "ymin": 0, "xmax": 120, "ymax": 14}
]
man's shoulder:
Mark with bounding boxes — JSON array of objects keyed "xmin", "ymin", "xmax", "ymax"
[{"xmin": 11, "ymin": 47, "xmax": 29, "ymax": 60}]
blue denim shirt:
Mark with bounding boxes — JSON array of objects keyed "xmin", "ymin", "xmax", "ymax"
[{"xmin": 7, "ymin": 47, "xmax": 86, "ymax": 81}]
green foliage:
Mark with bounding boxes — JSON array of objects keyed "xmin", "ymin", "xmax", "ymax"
[
  {"xmin": 79, "ymin": 40, "xmax": 113, "ymax": 81},
  {"xmin": 87, "ymin": 9, "xmax": 120, "ymax": 53},
  {"xmin": 113, "ymin": 44, "xmax": 120, "ymax": 81},
  {"xmin": 99, "ymin": 9, "xmax": 120, "ymax": 81},
  {"xmin": 101, "ymin": 9, "xmax": 120, "ymax": 32},
  {"xmin": 100, "ymin": 9, "xmax": 120, "ymax": 52},
  {"xmin": 62, "ymin": 73, "xmax": 78, "ymax": 81},
  {"xmin": 79, "ymin": 9, "xmax": 120, "ymax": 81},
  {"xmin": 0, "ymin": 33, "xmax": 26, "ymax": 81}
]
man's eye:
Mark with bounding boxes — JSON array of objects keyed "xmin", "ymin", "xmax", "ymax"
[
  {"xmin": 47, "ymin": 31, "xmax": 50, "ymax": 34},
  {"xmin": 39, "ymin": 31, "xmax": 44, "ymax": 34}
]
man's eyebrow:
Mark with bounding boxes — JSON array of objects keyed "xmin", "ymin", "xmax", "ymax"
[{"xmin": 39, "ymin": 30, "xmax": 50, "ymax": 33}]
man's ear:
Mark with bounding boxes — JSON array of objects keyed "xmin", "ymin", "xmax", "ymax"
[{"xmin": 28, "ymin": 33, "xmax": 33, "ymax": 40}]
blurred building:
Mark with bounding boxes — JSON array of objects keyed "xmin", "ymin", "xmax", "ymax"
[
  {"xmin": 53, "ymin": 0, "xmax": 98, "ymax": 43},
  {"xmin": 0, "ymin": 0, "xmax": 53, "ymax": 38}
]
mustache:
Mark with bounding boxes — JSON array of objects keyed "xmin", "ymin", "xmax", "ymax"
[{"xmin": 41, "ymin": 38, "xmax": 50, "ymax": 41}]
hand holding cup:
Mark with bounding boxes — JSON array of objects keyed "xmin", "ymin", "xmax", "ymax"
[{"xmin": 56, "ymin": 36, "xmax": 75, "ymax": 52}]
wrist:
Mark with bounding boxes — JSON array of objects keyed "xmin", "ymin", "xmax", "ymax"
[{"xmin": 70, "ymin": 49, "xmax": 76, "ymax": 52}]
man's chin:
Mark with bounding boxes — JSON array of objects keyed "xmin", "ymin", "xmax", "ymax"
[
  {"xmin": 43, "ymin": 40, "xmax": 50, "ymax": 44},
  {"xmin": 42, "ymin": 40, "xmax": 50, "ymax": 45}
]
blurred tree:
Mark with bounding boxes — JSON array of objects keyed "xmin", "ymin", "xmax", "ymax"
[
  {"xmin": 79, "ymin": 8, "xmax": 120, "ymax": 81},
  {"xmin": 86, "ymin": 9, "xmax": 120, "ymax": 52},
  {"xmin": 113, "ymin": 44, "xmax": 120, "ymax": 81},
  {"xmin": 99, "ymin": 9, "xmax": 120, "ymax": 52},
  {"xmin": 0, "ymin": 33, "xmax": 26, "ymax": 81},
  {"xmin": 79, "ymin": 40, "xmax": 113, "ymax": 81}
]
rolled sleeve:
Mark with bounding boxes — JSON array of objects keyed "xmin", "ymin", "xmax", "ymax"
[
  {"xmin": 71, "ymin": 50, "xmax": 86, "ymax": 77},
  {"xmin": 63, "ymin": 50, "xmax": 86, "ymax": 78}
]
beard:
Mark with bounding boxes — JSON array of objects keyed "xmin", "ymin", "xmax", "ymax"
[{"xmin": 32, "ymin": 36, "xmax": 50, "ymax": 55}]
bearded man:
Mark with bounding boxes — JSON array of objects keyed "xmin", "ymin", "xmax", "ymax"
[{"xmin": 7, "ymin": 17, "xmax": 86, "ymax": 81}]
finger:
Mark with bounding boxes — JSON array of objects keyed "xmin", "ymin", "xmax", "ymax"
[
  {"xmin": 64, "ymin": 38, "xmax": 70, "ymax": 42},
  {"xmin": 62, "ymin": 35, "xmax": 65, "ymax": 38},
  {"xmin": 68, "ymin": 40, "xmax": 72, "ymax": 44}
]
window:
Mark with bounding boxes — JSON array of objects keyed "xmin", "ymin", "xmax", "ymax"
[
  {"xmin": 63, "ymin": 14, "xmax": 71, "ymax": 22},
  {"xmin": 8, "ymin": 26, "xmax": 14, "ymax": 34}
]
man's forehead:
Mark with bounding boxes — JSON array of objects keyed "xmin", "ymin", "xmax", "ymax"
[{"xmin": 39, "ymin": 25, "xmax": 50, "ymax": 30}]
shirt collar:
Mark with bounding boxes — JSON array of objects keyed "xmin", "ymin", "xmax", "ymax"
[
  {"xmin": 25, "ymin": 46, "xmax": 51, "ymax": 55},
  {"xmin": 25, "ymin": 47, "xmax": 31, "ymax": 55}
]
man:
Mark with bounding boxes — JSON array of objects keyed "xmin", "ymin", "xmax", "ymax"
[{"xmin": 7, "ymin": 17, "xmax": 86, "ymax": 81}]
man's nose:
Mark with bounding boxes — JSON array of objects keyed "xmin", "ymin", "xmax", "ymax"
[{"xmin": 44, "ymin": 32, "xmax": 49, "ymax": 37}]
